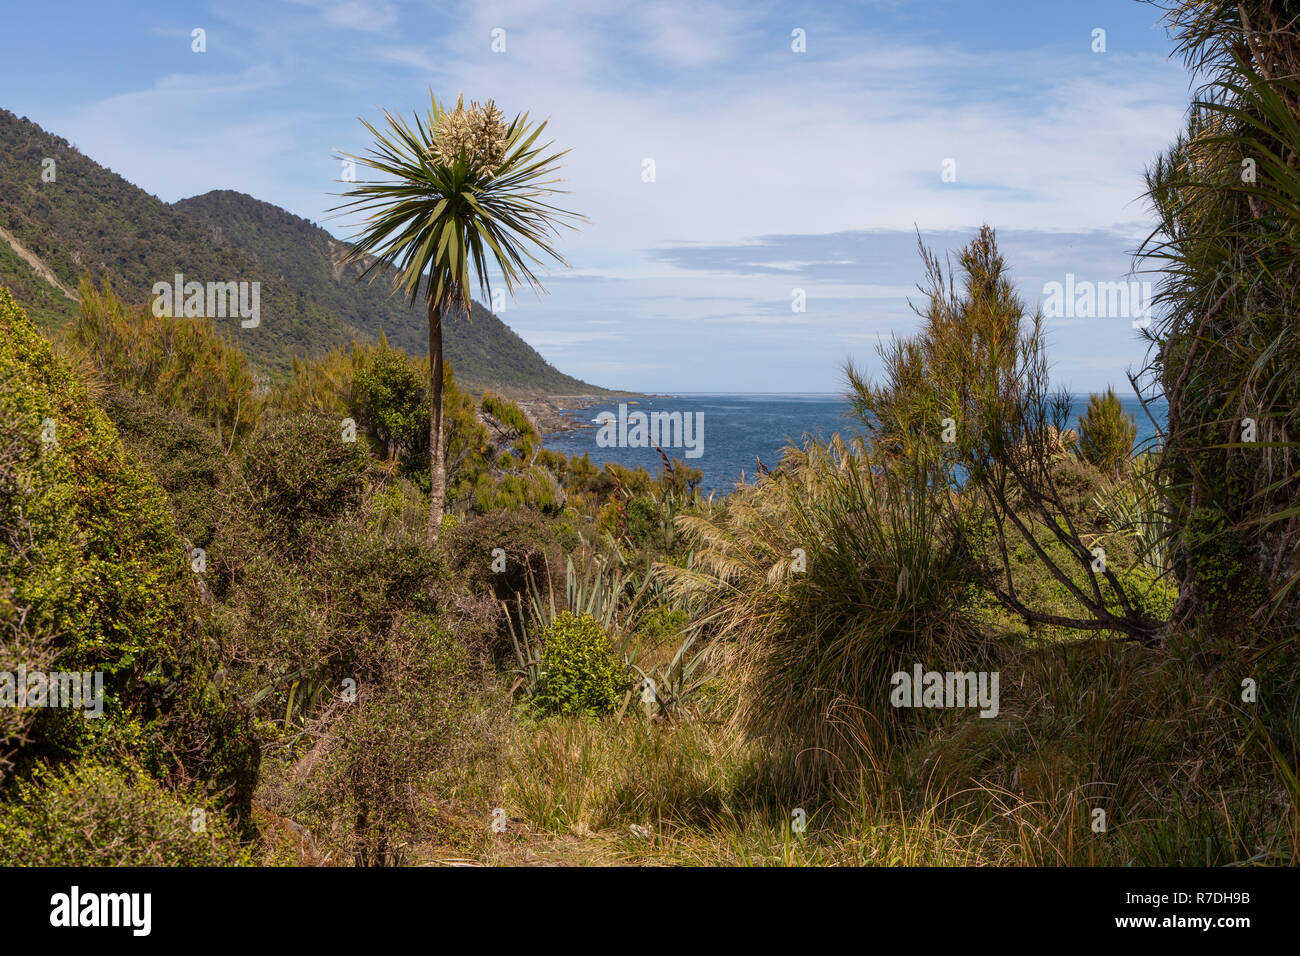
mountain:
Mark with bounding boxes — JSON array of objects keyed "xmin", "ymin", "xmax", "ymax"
[
  {"xmin": 173, "ymin": 190, "xmax": 599, "ymax": 394},
  {"xmin": 0, "ymin": 108, "xmax": 607, "ymax": 395}
]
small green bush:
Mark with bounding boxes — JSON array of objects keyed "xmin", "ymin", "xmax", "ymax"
[
  {"xmin": 0, "ymin": 759, "xmax": 249, "ymax": 866},
  {"xmin": 636, "ymin": 605, "xmax": 690, "ymax": 649},
  {"xmin": 351, "ymin": 339, "xmax": 429, "ymax": 461},
  {"xmin": 472, "ymin": 465, "xmax": 564, "ymax": 515},
  {"xmin": 241, "ymin": 413, "xmax": 371, "ymax": 545},
  {"xmin": 534, "ymin": 612, "xmax": 626, "ymax": 718},
  {"xmin": 1077, "ymin": 388, "xmax": 1137, "ymax": 477}
]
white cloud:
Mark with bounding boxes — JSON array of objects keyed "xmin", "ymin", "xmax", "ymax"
[
  {"xmin": 8, "ymin": 0, "xmax": 1191, "ymax": 392},
  {"xmin": 287, "ymin": 0, "xmax": 398, "ymax": 32}
]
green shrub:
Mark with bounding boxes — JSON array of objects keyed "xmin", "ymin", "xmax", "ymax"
[
  {"xmin": 218, "ymin": 503, "xmax": 453, "ymax": 723},
  {"xmin": 481, "ymin": 390, "xmax": 539, "ymax": 459},
  {"xmin": 351, "ymin": 338, "xmax": 429, "ymax": 461},
  {"xmin": 241, "ymin": 412, "xmax": 371, "ymax": 546},
  {"xmin": 636, "ymin": 605, "xmax": 690, "ymax": 650},
  {"xmin": 71, "ymin": 278, "xmax": 261, "ymax": 443},
  {"xmin": 1182, "ymin": 506, "xmax": 1267, "ymax": 631},
  {"xmin": 101, "ymin": 386, "xmax": 239, "ymax": 557},
  {"xmin": 534, "ymin": 612, "xmax": 626, "ymax": 718},
  {"xmin": 601, "ymin": 495, "xmax": 672, "ymax": 550},
  {"xmin": 1044, "ymin": 455, "xmax": 1108, "ymax": 523},
  {"xmin": 0, "ymin": 284, "xmax": 258, "ymax": 813},
  {"xmin": 256, "ymin": 612, "xmax": 503, "ymax": 866},
  {"xmin": 445, "ymin": 508, "xmax": 564, "ymax": 606},
  {"xmin": 440, "ymin": 362, "xmax": 491, "ymax": 501},
  {"xmin": 1077, "ymin": 388, "xmax": 1137, "ymax": 477},
  {"xmin": 0, "ymin": 759, "xmax": 249, "ymax": 866},
  {"xmin": 472, "ymin": 464, "xmax": 564, "ymax": 515}
]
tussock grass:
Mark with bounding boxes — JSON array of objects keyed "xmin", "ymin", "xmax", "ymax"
[
  {"xmin": 661, "ymin": 435, "xmax": 985, "ymax": 796},
  {"xmin": 487, "ymin": 616, "xmax": 1299, "ymax": 866}
]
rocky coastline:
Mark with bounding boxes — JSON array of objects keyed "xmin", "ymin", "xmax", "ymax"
[{"xmin": 517, "ymin": 394, "xmax": 649, "ymax": 436}]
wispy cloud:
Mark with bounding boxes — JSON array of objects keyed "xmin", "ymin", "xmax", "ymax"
[
  {"xmin": 286, "ymin": 0, "xmax": 399, "ymax": 32},
  {"xmin": 0, "ymin": 0, "xmax": 1191, "ymax": 391}
]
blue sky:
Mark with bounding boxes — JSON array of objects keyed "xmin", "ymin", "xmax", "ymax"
[{"xmin": 0, "ymin": 0, "xmax": 1193, "ymax": 392}]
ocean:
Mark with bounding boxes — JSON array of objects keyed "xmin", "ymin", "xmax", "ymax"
[{"xmin": 542, "ymin": 393, "xmax": 1168, "ymax": 496}]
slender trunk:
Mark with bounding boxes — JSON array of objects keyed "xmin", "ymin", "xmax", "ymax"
[{"xmin": 427, "ymin": 297, "xmax": 446, "ymax": 544}]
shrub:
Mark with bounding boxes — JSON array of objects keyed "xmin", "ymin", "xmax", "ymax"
[
  {"xmin": 445, "ymin": 508, "xmax": 564, "ymax": 607},
  {"xmin": 440, "ymin": 362, "xmax": 491, "ymax": 501},
  {"xmin": 70, "ymin": 278, "xmax": 260, "ymax": 443},
  {"xmin": 599, "ymin": 494, "xmax": 670, "ymax": 551},
  {"xmin": 0, "ymin": 284, "xmax": 258, "ymax": 813},
  {"xmin": 273, "ymin": 345, "xmax": 493, "ymax": 502},
  {"xmin": 847, "ymin": 228, "xmax": 1159, "ymax": 644},
  {"xmin": 259, "ymin": 613, "xmax": 503, "ymax": 866},
  {"xmin": 0, "ymin": 759, "xmax": 249, "ymax": 866},
  {"xmin": 1182, "ymin": 506, "xmax": 1267, "ymax": 632},
  {"xmin": 472, "ymin": 464, "xmax": 564, "ymax": 515},
  {"xmin": 218, "ymin": 502, "xmax": 452, "ymax": 724},
  {"xmin": 274, "ymin": 345, "xmax": 354, "ymax": 416},
  {"xmin": 101, "ymin": 386, "xmax": 239, "ymax": 557},
  {"xmin": 241, "ymin": 413, "xmax": 371, "ymax": 546},
  {"xmin": 533, "ymin": 611, "xmax": 626, "ymax": 718},
  {"xmin": 635, "ymin": 604, "xmax": 690, "ymax": 652},
  {"xmin": 0, "ymin": 378, "xmax": 54, "ymax": 775},
  {"xmin": 351, "ymin": 337, "xmax": 429, "ymax": 462},
  {"xmin": 481, "ymin": 390, "xmax": 539, "ymax": 460},
  {"xmin": 1077, "ymin": 388, "xmax": 1137, "ymax": 478},
  {"xmin": 1044, "ymin": 455, "xmax": 1109, "ymax": 523}
]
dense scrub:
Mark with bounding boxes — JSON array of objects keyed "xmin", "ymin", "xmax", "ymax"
[
  {"xmin": 2, "ymin": 0, "xmax": 1297, "ymax": 866},
  {"xmin": 6, "ymin": 255, "xmax": 1295, "ymax": 865},
  {"xmin": 0, "ymin": 286, "xmax": 258, "ymax": 838}
]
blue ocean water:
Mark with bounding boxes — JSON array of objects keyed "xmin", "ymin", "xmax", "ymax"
[{"xmin": 543, "ymin": 393, "xmax": 1167, "ymax": 496}]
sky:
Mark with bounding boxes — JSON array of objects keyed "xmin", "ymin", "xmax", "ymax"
[{"xmin": 0, "ymin": 0, "xmax": 1195, "ymax": 393}]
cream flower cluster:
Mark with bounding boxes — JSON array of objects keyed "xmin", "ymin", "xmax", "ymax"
[{"xmin": 432, "ymin": 95, "xmax": 507, "ymax": 174}]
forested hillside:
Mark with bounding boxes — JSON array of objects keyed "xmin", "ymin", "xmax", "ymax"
[
  {"xmin": 175, "ymin": 190, "xmax": 599, "ymax": 394},
  {"xmin": 0, "ymin": 109, "xmax": 605, "ymax": 394}
]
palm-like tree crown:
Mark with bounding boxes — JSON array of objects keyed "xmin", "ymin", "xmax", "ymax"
[{"xmin": 333, "ymin": 92, "xmax": 582, "ymax": 316}]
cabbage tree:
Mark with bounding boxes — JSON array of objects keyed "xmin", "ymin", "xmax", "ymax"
[{"xmin": 335, "ymin": 93, "xmax": 580, "ymax": 542}]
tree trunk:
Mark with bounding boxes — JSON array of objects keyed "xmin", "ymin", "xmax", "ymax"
[{"xmin": 427, "ymin": 297, "xmax": 446, "ymax": 544}]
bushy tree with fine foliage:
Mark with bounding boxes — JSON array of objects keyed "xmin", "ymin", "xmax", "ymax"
[
  {"xmin": 1078, "ymin": 387, "xmax": 1137, "ymax": 478},
  {"xmin": 850, "ymin": 227, "xmax": 1163, "ymax": 644}
]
